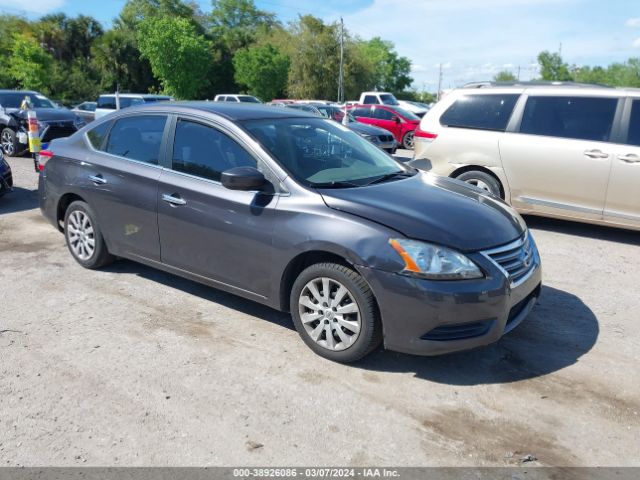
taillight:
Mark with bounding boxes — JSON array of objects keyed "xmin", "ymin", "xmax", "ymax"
[
  {"xmin": 37, "ymin": 150, "xmax": 54, "ymax": 172},
  {"xmin": 414, "ymin": 127, "xmax": 438, "ymax": 140}
]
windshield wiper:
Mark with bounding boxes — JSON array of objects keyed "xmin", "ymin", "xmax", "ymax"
[
  {"xmin": 312, "ymin": 180, "xmax": 362, "ymax": 189},
  {"xmin": 364, "ymin": 170, "xmax": 415, "ymax": 186}
]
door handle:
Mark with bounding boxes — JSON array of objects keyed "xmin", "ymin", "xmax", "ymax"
[
  {"xmin": 617, "ymin": 154, "xmax": 640, "ymax": 163},
  {"xmin": 583, "ymin": 149, "xmax": 609, "ymax": 159},
  {"xmin": 89, "ymin": 174, "xmax": 107, "ymax": 185},
  {"xmin": 162, "ymin": 193, "xmax": 187, "ymax": 206}
]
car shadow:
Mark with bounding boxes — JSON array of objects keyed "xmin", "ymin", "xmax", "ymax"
[
  {"xmin": 355, "ymin": 285, "xmax": 598, "ymax": 385},
  {"xmin": 103, "ymin": 260, "xmax": 295, "ymax": 332},
  {"xmin": 100, "ymin": 260, "xmax": 596, "ymax": 384},
  {"xmin": 524, "ymin": 215, "xmax": 640, "ymax": 246},
  {"xmin": 0, "ymin": 187, "xmax": 39, "ymax": 215}
]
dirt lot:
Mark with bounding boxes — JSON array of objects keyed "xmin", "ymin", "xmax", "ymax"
[{"xmin": 1, "ymin": 154, "xmax": 639, "ymax": 467}]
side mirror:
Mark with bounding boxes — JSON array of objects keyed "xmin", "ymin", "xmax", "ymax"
[
  {"xmin": 391, "ymin": 115, "xmax": 401, "ymax": 124},
  {"xmin": 221, "ymin": 166, "xmax": 266, "ymax": 191}
]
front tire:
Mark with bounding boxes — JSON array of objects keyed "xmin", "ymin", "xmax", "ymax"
[
  {"xmin": 290, "ymin": 263, "xmax": 382, "ymax": 363},
  {"xmin": 456, "ymin": 170, "xmax": 503, "ymax": 198},
  {"xmin": 1, "ymin": 128, "xmax": 19, "ymax": 156},
  {"xmin": 64, "ymin": 200, "xmax": 114, "ymax": 269}
]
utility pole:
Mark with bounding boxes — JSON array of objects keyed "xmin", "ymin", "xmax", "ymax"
[
  {"xmin": 517, "ymin": 65, "xmax": 521, "ymax": 80},
  {"xmin": 437, "ymin": 63, "xmax": 443, "ymax": 101},
  {"xmin": 338, "ymin": 17, "xmax": 344, "ymax": 103}
]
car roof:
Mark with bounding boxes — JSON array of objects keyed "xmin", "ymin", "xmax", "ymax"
[
  {"xmin": 98, "ymin": 93, "xmax": 171, "ymax": 98},
  {"xmin": 110, "ymin": 101, "xmax": 317, "ymax": 121},
  {"xmin": 0, "ymin": 89, "xmax": 40, "ymax": 95}
]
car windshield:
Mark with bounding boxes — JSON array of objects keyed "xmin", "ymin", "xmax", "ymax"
[
  {"xmin": 379, "ymin": 94, "xmax": 399, "ymax": 106},
  {"xmin": 242, "ymin": 117, "xmax": 411, "ymax": 187},
  {"xmin": 0, "ymin": 93, "xmax": 55, "ymax": 109},
  {"xmin": 391, "ymin": 106, "xmax": 420, "ymax": 121},
  {"xmin": 238, "ymin": 96, "xmax": 260, "ymax": 103}
]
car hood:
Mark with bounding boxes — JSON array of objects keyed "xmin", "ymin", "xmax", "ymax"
[
  {"xmin": 348, "ymin": 122, "xmax": 393, "ymax": 136},
  {"xmin": 10, "ymin": 108, "xmax": 76, "ymax": 122},
  {"xmin": 318, "ymin": 172, "xmax": 526, "ymax": 252}
]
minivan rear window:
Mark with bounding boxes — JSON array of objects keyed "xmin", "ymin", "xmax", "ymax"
[
  {"xmin": 626, "ymin": 99, "xmax": 640, "ymax": 146},
  {"xmin": 440, "ymin": 94, "xmax": 519, "ymax": 132},
  {"xmin": 520, "ymin": 96, "xmax": 618, "ymax": 142}
]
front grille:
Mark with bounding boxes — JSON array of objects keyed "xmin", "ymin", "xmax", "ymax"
[
  {"xmin": 378, "ymin": 134, "xmax": 394, "ymax": 143},
  {"xmin": 483, "ymin": 233, "xmax": 536, "ymax": 286},
  {"xmin": 41, "ymin": 123, "xmax": 77, "ymax": 142}
]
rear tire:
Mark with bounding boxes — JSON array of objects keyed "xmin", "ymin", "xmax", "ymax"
[
  {"xmin": 290, "ymin": 263, "xmax": 382, "ymax": 363},
  {"xmin": 64, "ymin": 200, "xmax": 114, "ymax": 269},
  {"xmin": 456, "ymin": 170, "xmax": 503, "ymax": 198},
  {"xmin": 402, "ymin": 131, "xmax": 415, "ymax": 149}
]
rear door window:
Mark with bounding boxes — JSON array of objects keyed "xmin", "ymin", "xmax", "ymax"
[
  {"xmin": 520, "ymin": 96, "xmax": 618, "ymax": 142},
  {"xmin": 97, "ymin": 96, "xmax": 116, "ymax": 109},
  {"xmin": 105, "ymin": 115, "xmax": 167, "ymax": 164},
  {"xmin": 352, "ymin": 107, "xmax": 373, "ymax": 118},
  {"xmin": 363, "ymin": 95, "xmax": 378, "ymax": 104},
  {"xmin": 440, "ymin": 94, "xmax": 519, "ymax": 131},
  {"xmin": 626, "ymin": 99, "xmax": 640, "ymax": 146}
]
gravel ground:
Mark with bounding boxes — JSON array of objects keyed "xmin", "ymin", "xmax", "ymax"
[{"xmin": 1, "ymin": 154, "xmax": 639, "ymax": 467}]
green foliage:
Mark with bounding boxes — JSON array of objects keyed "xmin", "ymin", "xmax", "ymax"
[
  {"xmin": 537, "ymin": 50, "xmax": 572, "ymax": 81},
  {"xmin": 233, "ymin": 43, "xmax": 289, "ymax": 100},
  {"xmin": 136, "ymin": 16, "xmax": 212, "ymax": 98},
  {"xmin": 494, "ymin": 70, "xmax": 517, "ymax": 82},
  {"xmin": 360, "ymin": 37, "xmax": 412, "ymax": 92},
  {"xmin": 8, "ymin": 33, "xmax": 54, "ymax": 93}
]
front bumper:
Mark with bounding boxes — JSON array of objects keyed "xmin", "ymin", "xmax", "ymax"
[
  {"xmin": 359, "ymin": 240, "xmax": 542, "ymax": 356},
  {"xmin": 0, "ymin": 163, "xmax": 13, "ymax": 195}
]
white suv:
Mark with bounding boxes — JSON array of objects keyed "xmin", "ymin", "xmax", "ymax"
[
  {"xmin": 95, "ymin": 94, "xmax": 172, "ymax": 119},
  {"xmin": 410, "ymin": 83, "xmax": 640, "ymax": 231},
  {"xmin": 214, "ymin": 94, "xmax": 261, "ymax": 103}
]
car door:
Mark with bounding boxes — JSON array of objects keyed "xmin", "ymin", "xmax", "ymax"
[
  {"xmin": 372, "ymin": 107, "xmax": 401, "ymax": 140},
  {"xmin": 499, "ymin": 94, "xmax": 621, "ymax": 220},
  {"xmin": 82, "ymin": 114, "xmax": 169, "ymax": 261},
  {"xmin": 157, "ymin": 116, "xmax": 279, "ymax": 298},
  {"xmin": 603, "ymin": 97, "xmax": 640, "ymax": 228}
]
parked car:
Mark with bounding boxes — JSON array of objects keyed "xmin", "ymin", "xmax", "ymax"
[
  {"xmin": 411, "ymin": 82, "xmax": 640, "ymax": 231},
  {"xmin": 284, "ymin": 104, "xmax": 323, "ymax": 115},
  {"xmin": 359, "ymin": 91, "xmax": 400, "ymax": 106},
  {"xmin": 348, "ymin": 104, "xmax": 420, "ymax": 149},
  {"xmin": 0, "ymin": 90, "xmax": 85, "ymax": 156},
  {"xmin": 314, "ymin": 105, "xmax": 397, "ymax": 154},
  {"xmin": 214, "ymin": 94, "xmax": 261, "ymax": 103},
  {"xmin": 0, "ymin": 149, "xmax": 12, "ymax": 196},
  {"xmin": 397, "ymin": 100, "xmax": 430, "ymax": 118},
  {"xmin": 71, "ymin": 102, "xmax": 97, "ymax": 123},
  {"xmin": 38, "ymin": 102, "xmax": 541, "ymax": 362},
  {"xmin": 95, "ymin": 94, "xmax": 173, "ymax": 120}
]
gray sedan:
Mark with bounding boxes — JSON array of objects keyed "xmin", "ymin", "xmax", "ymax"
[{"xmin": 38, "ymin": 103, "xmax": 541, "ymax": 362}]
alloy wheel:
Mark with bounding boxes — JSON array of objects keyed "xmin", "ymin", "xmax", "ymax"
[
  {"xmin": 404, "ymin": 131, "xmax": 415, "ymax": 149},
  {"xmin": 298, "ymin": 277, "xmax": 361, "ymax": 351},
  {"xmin": 1, "ymin": 130, "xmax": 14, "ymax": 156},
  {"xmin": 465, "ymin": 178, "xmax": 493, "ymax": 194},
  {"xmin": 67, "ymin": 210, "xmax": 96, "ymax": 261}
]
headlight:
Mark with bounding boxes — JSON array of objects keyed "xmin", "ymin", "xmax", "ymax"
[
  {"xmin": 360, "ymin": 134, "xmax": 379, "ymax": 143},
  {"xmin": 74, "ymin": 117, "xmax": 86, "ymax": 128},
  {"xmin": 389, "ymin": 239, "xmax": 483, "ymax": 280}
]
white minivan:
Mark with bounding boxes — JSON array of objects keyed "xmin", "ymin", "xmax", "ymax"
[{"xmin": 410, "ymin": 83, "xmax": 640, "ymax": 231}]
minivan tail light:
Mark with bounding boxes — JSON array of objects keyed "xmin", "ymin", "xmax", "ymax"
[
  {"xmin": 414, "ymin": 127, "xmax": 438, "ymax": 141},
  {"xmin": 37, "ymin": 150, "xmax": 54, "ymax": 172}
]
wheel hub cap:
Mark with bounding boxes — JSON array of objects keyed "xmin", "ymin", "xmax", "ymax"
[
  {"xmin": 67, "ymin": 210, "xmax": 96, "ymax": 261},
  {"xmin": 298, "ymin": 277, "xmax": 361, "ymax": 352}
]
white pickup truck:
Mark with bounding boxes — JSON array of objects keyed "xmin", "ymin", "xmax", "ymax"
[{"xmin": 358, "ymin": 91, "xmax": 400, "ymax": 105}]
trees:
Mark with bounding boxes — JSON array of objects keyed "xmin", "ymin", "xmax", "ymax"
[
  {"xmin": 537, "ymin": 51, "xmax": 572, "ymax": 81},
  {"xmin": 233, "ymin": 43, "xmax": 289, "ymax": 100},
  {"xmin": 494, "ymin": 70, "xmax": 517, "ymax": 82},
  {"xmin": 360, "ymin": 37, "xmax": 412, "ymax": 92},
  {"xmin": 8, "ymin": 33, "xmax": 54, "ymax": 93},
  {"xmin": 136, "ymin": 16, "xmax": 212, "ymax": 98}
]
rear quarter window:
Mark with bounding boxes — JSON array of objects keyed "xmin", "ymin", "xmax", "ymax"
[
  {"xmin": 520, "ymin": 96, "xmax": 618, "ymax": 142},
  {"xmin": 440, "ymin": 94, "xmax": 519, "ymax": 131},
  {"xmin": 97, "ymin": 96, "xmax": 116, "ymax": 109},
  {"xmin": 86, "ymin": 121, "xmax": 113, "ymax": 150}
]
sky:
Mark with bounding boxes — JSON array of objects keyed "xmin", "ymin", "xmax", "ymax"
[{"xmin": 1, "ymin": 0, "xmax": 640, "ymax": 92}]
